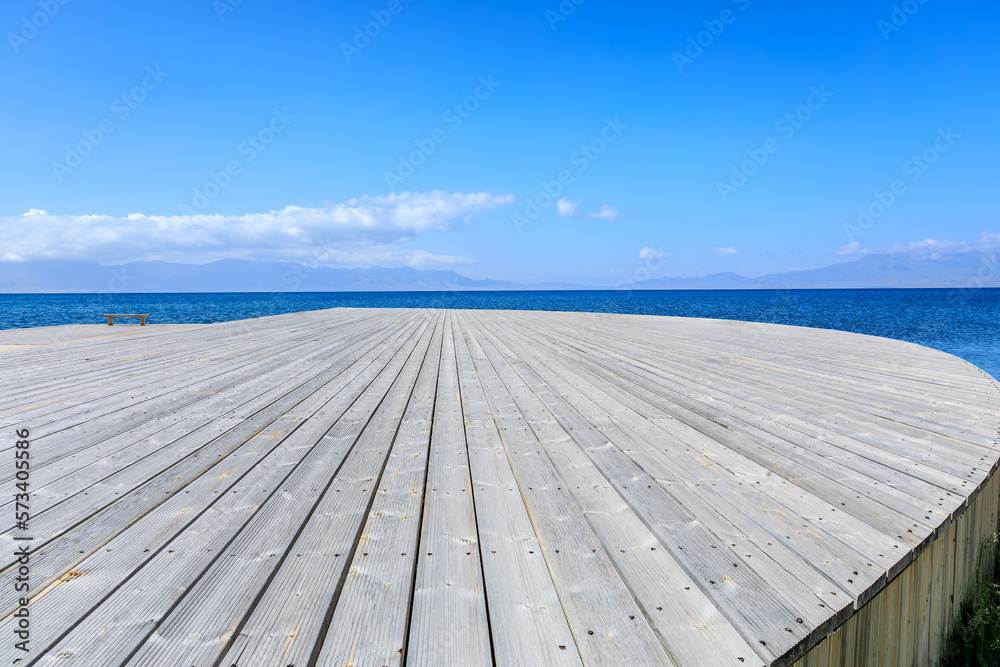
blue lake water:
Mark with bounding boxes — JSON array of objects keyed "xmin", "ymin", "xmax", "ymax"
[{"xmin": 1, "ymin": 289, "xmax": 997, "ymax": 380}]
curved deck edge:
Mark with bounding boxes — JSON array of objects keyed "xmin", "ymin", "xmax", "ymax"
[{"xmin": 788, "ymin": 378, "xmax": 1000, "ymax": 667}]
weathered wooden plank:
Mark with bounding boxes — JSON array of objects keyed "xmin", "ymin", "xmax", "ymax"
[
  {"xmin": 839, "ymin": 609, "xmax": 858, "ymax": 667},
  {"xmin": 862, "ymin": 587, "xmax": 882, "ymax": 666},
  {"xmin": 121, "ymin": 316, "xmax": 438, "ymax": 666},
  {"xmin": 928, "ymin": 523, "xmax": 949, "ymax": 661},
  {"xmin": 898, "ymin": 553, "xmax": 919, "ymax": 667},
  {"xmin": 15, "ymin": 315, "xmax": 431, "ymax": 665},
  {"xmin": 459, "ymin": 313, "xmax": 677, "ymax": 665},
  {"xmin": 0, "ymin": 312, "xmax": 423, "ymax": 622},
  {"xmin": 0, "ymin": 312, "xmax": 417, "ymax": 516},
  {"xmin": 512, "ymin": 311, "xmax": 999, "ymax": 453},
  {"xmin": 850, "ymin": 592, "xmax": 872, "ymax": 666},
  {"xmin": 916, "ymin": 540, "xmax": 934, "ymax": 663},
  {"xmin": 531, "ymin": 311, "xmax": 994, "ymax": 405},
  {"xmin": 478, "ymin": 315, "xmax": 881, "ymax": 619},
  {"xmin": 963, "ymin": 485, "xmax": 982, "ymax": 591},
  {"xmin": 0, "ymin": 310, "xmax": 386, "ymax": 435},
  {"xmin": 0, "ymin": 310, "xmax": 366, "ymax": 415},
  {"xmin": 451, "ymin": 313, "xmax": 583, "ymax": 667},
  {"xmin": 313, "ymin": 314, "xmax": 446, "ymax": 666},
  {"xmin": 512, "ymin": 313, "xmax": 982, "ymax": 510},
  {"xmin": 0, "ymin": 310, "xmax": 389, "ymax": 484},
  {"xmin": 465, "ymin": 314, "xmax": 805, "ymax": 662},
  {"xmin": 877, "ymin": 571, "xmax": 901, "ymax": 666},
  {"xmin": 507, "ymin": 318, "xmax": 929, "ymax": 566},
  {"xmin": 406, "ymin": 313, "xmax": 492, "ymax": 667},
  {"xmin": 0, "ymin": 311, "xmax": 407, "ymax": 530}
]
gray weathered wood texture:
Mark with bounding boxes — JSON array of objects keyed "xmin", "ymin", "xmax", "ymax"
[{"xmin": 0, "ymin": 308, "xmax": 997, "ymax": 666}]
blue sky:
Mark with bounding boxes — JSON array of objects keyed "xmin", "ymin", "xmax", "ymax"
[{"xmin": 1, "ymin": 0, "xmax": 997, "ymax": 285}]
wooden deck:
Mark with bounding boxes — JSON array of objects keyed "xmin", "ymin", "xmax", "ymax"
[{"xmin": 0, "ymin": 308, "xmax": 997, "ymax": 666}]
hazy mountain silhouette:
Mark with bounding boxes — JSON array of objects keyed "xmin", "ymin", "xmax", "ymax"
[
  {"xmin": 0, "ymin": 251, "xmax": 996, "ymax": 292},
  {"xmin": 632, "ymin": 252, "xmax": 1000, "ymax": 289}
]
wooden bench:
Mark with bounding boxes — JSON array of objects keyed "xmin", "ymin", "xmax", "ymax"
[{"xmin": 103, "ymin": 314, "xmax": 150, "ymax": 326}]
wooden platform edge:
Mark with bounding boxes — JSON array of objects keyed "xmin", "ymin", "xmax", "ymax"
[{"xmin": 783, "ymin": 393, "xmax": 1000, "ymax": 667}]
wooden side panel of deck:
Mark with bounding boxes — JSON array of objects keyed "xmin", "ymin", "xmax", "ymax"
[{"xmin": 793, "ymin": 469, "xmax": 1000, "ymax": 667}]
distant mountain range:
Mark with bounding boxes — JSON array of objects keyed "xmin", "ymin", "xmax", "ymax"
[
  {"xmin": 0, "ymin": 251, "xmax": 997, "ymax": 293},
  {"xmin": 0, "ymin": 259, "xmax": 577, "ymax": 292},
  {"xmin": 628, "ymin": 252, "xmax": 1000, "ymax": 289}
]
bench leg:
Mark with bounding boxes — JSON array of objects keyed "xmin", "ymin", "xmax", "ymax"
[
  {"xmin": 108, "ymin": 316, "xmax": 114, "ymax": 326},
  {"xmin": 140, "ymin": 316, "xmax": 146, "ymax": 326}
]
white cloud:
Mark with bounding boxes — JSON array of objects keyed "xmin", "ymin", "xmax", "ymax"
[
  {"xmin": 0, "ymin": 190, "xmax": 512, "ymax": 266},
  {"xmin": 316, "ymin": 245, "xmax": 473, "ymax": 268},
  {"xmin": 835, "ymin": 241, "xmax": 871, "ymax": 256},
  {"xmin": 588, "ymin": 205, "xmax": 619, "ymax": 222},
  {"xmin": 556, "ymin": 198, "xmax": 578, "ymax": 217},
  {"xmin": 884, "ymin": 237, "xmax": 962, "ymax": 254},
  {"xmin": 638, "ymin": 247, "xmax": 663, "ymax": 261},
  {"xmin": 882, "ymin": 236, "xmax": 1000, "ymax": 255},
  {"xmin": 860, "ymin": 233, "xmax": 1000, "ymax": 259},
  {"xmin": 712, "ymin": 246, "xmax": 740, "ymax": 255}
]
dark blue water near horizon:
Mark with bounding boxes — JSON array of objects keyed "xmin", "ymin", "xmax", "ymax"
[{"xmin": 1, "ymin": 289, "xmax": 997, "ymax": 380}]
